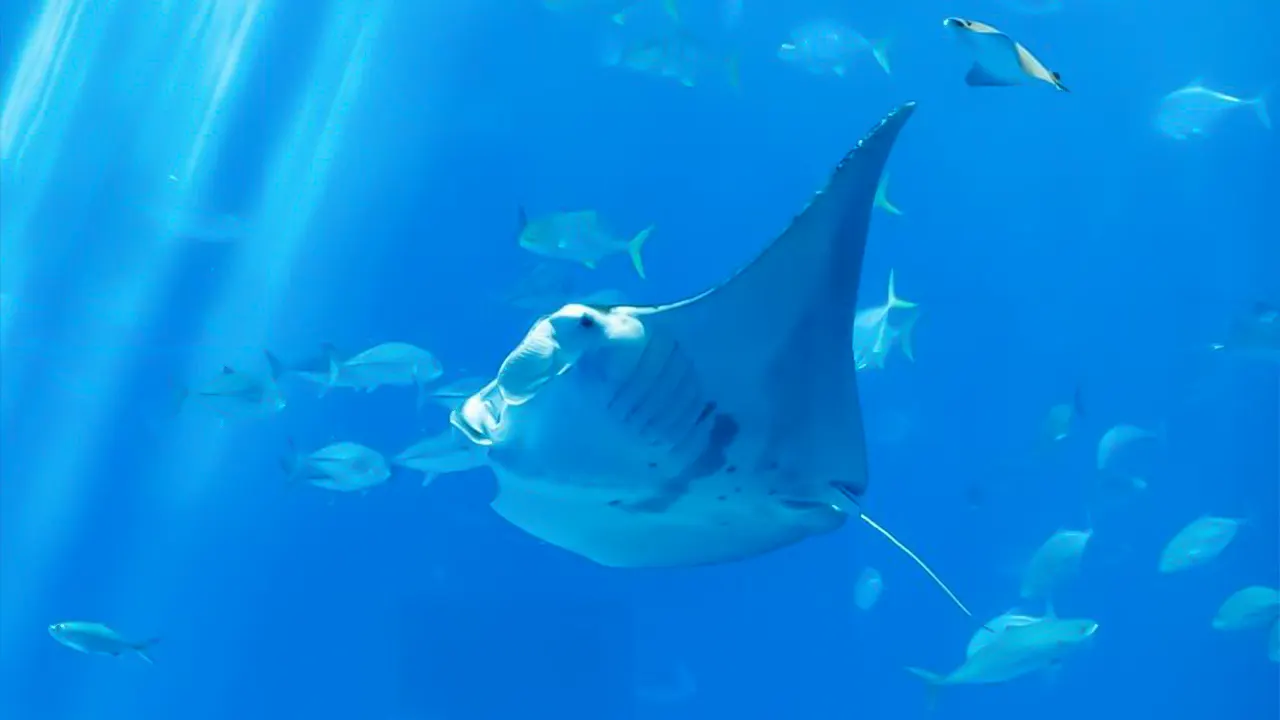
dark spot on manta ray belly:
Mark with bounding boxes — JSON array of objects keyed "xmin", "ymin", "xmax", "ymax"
[{"xmin": 622, "ymin": 413, "xmax": 739, "ymax": 514}]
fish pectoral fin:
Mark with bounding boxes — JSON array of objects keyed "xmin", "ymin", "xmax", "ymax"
[{"xmin": 964, "ymin": 64, "xmax": 1017, "ymax": 87}]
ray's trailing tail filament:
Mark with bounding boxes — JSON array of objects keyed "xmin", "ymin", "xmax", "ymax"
[{"xmin": 858, "ymin": 511, "xmax": 975, "ymax": 619}]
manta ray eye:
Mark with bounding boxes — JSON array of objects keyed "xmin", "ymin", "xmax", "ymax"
[{"xmin": 578, "ymin": 314, "xmax": 596, "ymax": 329}]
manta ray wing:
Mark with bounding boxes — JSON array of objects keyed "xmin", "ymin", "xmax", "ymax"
[{"xmin": 630, "ymin": 102, "xmax": 917, "ymax": 505}]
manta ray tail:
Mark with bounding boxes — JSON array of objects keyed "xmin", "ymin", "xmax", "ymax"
[{"xmin": 856, "ymin": 510, "xmax": 975, "ymax": 618}]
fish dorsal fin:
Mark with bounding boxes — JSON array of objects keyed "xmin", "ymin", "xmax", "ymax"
[
  {"xmin": 221, "ymin": 365, "xmax": 236, "ymax": 375},
  {"xmin": 858, "ymin": 511, "xmax": 974, "ymax": 618}
]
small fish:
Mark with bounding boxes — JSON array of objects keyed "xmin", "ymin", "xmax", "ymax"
[
  {"xmin": 1156, "ymin": 81, "xmax": 1270, "ymax": 140},
  {"xmin": 778, "ymin": 21, "xmax": 890, "ymax": 77},
  {"xmin": 1158, "ymin": 515, "xmax": 1243, "ymax": 573},
  {"xmin": 942, "ymin": 18, "xmax": 1068, "ymax": 92},
  {"xmin": 604, "ymin": 31, "xmax": 738, "ymax": 90},
  {"xmin": 1213, "ymin": 586, "xmax": 1280, "ymax": 631},
  {"xmin": 852, "ymin": 269, "xmax": 918, "ymax": 370},
  {"xmin": 1212, "ymin": 301, "xmax": 1280, "ymax": 362},
  {"xmin": 906, "ymin": 616, "xmax": 1098, "ymax": 698},
  {"xmin": 175, "ymin": 357, "xmax": 287, "ymax": 419},
  {"xmin": 1021, "ymin": 528, "xmax": 1092, "ymax": 601},
  {"xmin": 393, "ymin": 427, "xmax": 489, "ymax": 486},
  {"xmin": 505, "ymin": 263, "xmax": 628, "ymax": 314},
  {"xmin": 283, "ymin": 440, "xmax": 392, "ymax": 493},
  {"xmin": 424, "ymin": 376, "xmax": 492, "ymax": 410},
  {"xmin": 854, "ymin": 567, "xmax": 884, "ymax": 611},
  {"xmin": 1043, "ymin": 386, "xmax": 1084, "ymax": 442},
  {"xmin": 1095, "ymin": 422, "xmax": 1163, "ymax": 474},
  {"xmin": 48, "ymin": 622, "xmax": 158, "ymax": 663},
  {"xmin": 518, "ymin": 208, "xmax": 653, "ymax": 279},
  {"xmin": 330, "ymin": 342, "xmax": 444, "ymax": 407}
]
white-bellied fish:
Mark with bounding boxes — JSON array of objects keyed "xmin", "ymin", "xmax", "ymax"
[
  {"xmin": 1158, "ymin": 515, "xmax": 1243, "ymax": 573},
  {"xmin": 942, "ymin": 18, "xmax": 1068, "ymax": 92},
  {"xmin": 778, "ymin": 21, "xmax": 890, "ymax": 77},
  {"xmin": 1096, "ymin": 422, "xmax": 1163, "ymax": 474},
  {"xmin": 1156, "ymin": 81, "xmax": 1270, "ymax": 140},
  {"xmin": 1021, "ymin": 528, "xmax": 1092, "ymax": 601},
  {"xmin": 854, "ymin": 566, "xmax": 884, "ymax": 610},
  {"xmin": 1212, "ymin": 301, "xmax": 1279, "ymax": 362},
  {"xmin": 518, "ymin": 208, "xmax": 653, "ymax": 279},
  {"xmin": 447, "ymin": 104, "xmax": 976, "ymax": 621},
  {"xmin": 175, "ymin": 357, "xmax": 286, "ymax": 419},
  {"xmin": 330, "ymin": 342, "xmax": 444, "ymax": 407},
  {"xmin": 393, "ymin": 427, "xmax": 489, "ymax": 486},
  {"xmin": 48, "ymin": 622, "xmax": 158, "ymax": 663},
  {"xmin": 1213, "ymin": 586, "xmax": 1280, "ymax": 631},
  {"xmin": 907, "ymin": 615, "xmax": 1098, "ymax": 698},
  {"xmin": 852, "ymin": 269, "xmax": 919, "ymax": 370},
  {"xmin": 283, "ymin": 440, "xmax": 391, "ymax": 494},
  {"xmin": 424, "ymin": 376, "xmax": 492, "ymax": 410}
]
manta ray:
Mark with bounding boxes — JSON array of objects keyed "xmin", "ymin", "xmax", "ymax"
[{"xmin": 451, "ymin": 103, "xmax": 968, "ymax": 612}]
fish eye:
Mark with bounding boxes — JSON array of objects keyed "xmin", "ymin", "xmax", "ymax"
[{"xmin": 578, "ymin": 314, "xmax": 596, "ymax": 329}]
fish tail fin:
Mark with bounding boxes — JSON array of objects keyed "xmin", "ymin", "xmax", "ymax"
[
  {"xmin": 870, "ymin": 38, "xmax": 892, "ymax": 75},
  {"xmin": 858, "ymin": 512, "xmax": 974, "ymax": 619},
  {"xmin": 628, "ymin": 225, "xmax": 654, "ymax": 279},
  {"xmin": 886, "ymin": 269, "xmax": 917, "ymax": 310},
  {"xmin": 904, "ymin": 667, "xmax": 944, "ymax": 709},
  {"xmin": 319, "ymin": 343, "xmax": 342, "ymax": 394},
  {"xmin": 134, "ymin": 637, "xmax": 160, "ymax": 664},
  {"xmin": 874, "ymin": 172, "xmax": 902, "ymax": 215},
  {"xmin": 1249, "ymin": 92, "xmax": 1271, "ymax": 130}
]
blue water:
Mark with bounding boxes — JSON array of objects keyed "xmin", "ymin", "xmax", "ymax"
[{"xmin": 1, "ymin": 1, "xmax": 1277, "ymax": 718}]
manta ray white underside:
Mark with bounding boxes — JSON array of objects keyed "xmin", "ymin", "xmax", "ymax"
[{"xmin": 453, "ymin": 103, "xmax": 918, "ymax": 568}]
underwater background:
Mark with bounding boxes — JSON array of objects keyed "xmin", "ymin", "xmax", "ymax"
[{"xmin": 0, "ymin": 1, "xmax": 1277, "ymax": 719}]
